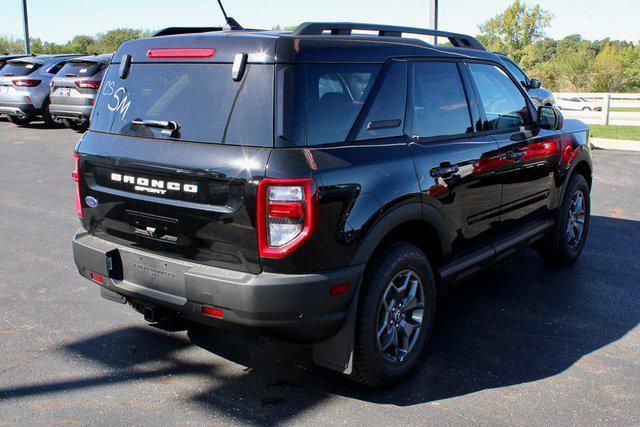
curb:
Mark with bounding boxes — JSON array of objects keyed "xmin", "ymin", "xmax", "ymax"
[{"xmin": 590, "ymin": 138, "xmax": 640, "ymax": 152}]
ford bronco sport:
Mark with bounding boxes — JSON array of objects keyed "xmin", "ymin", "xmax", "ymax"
[{"xmin": 72, "ymin": 22, "xmax": 592, "ymax": 387}]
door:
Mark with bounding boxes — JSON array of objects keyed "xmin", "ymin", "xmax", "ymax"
[
  {"xmin": 467, "ymin": 62, "xmax": 560, "ymax": 232},
  {"xmin": 408, "ymin": 60, "xmax": 503, "ymax": 256}
]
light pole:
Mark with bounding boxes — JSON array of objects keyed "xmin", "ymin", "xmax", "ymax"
[
  {"xmin": 21, "ymin": 0, "xmax": 31, "ymax": 54},
  {"xmin": 429, "ymin": 0, "xmax": 438, "ymax": 45}
]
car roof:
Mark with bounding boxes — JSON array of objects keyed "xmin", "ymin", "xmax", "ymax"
[
  {"xmin": 67, "ymin": 53, "xmax": 113, "ymax": 64},
  {"xmin": 112, "ymin": 22, "xmax": 502, "ymax": 65},
  {"xmin": 7, "ymin": 54, "xmax": 81, "ymax": 66}
]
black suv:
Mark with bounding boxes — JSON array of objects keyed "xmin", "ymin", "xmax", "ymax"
[{"xmin": 72, "ymin": 23, "xmax": 592, "ymax": 387}]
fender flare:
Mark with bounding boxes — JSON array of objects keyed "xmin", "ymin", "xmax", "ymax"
[
  {"xmin": 559, "ymin": 148, "xmax": 593, "ymax": 202},
  {"xmin": 351, "ymin": 202, "xmax": 451, "ymax": 267}
]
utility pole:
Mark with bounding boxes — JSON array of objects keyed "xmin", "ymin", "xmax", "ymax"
[
  {"xmin": 429, "ymin": 0, "xmax": 438, "ymax": 45},
  {"xmin": 21, "ymin": 0, "xmax": 31, "ymax": 54}
]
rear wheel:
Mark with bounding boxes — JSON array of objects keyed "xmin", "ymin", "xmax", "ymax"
[
  {"xmin": 64, "ymin": 119, "xmax": 89, "ymax": 132},
  {"xmin": 352, "ymin": 243, "xmax": 436, "ymax": 387},
  {"xmin": 537, "ymin": 174, "xmax": 590, "ymax": 266},
  {"xmin": 7, "ymin": 115, "xmax": 32, "ymax": 126}
]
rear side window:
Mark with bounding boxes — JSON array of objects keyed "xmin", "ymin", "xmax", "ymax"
[
  {"xmin": 411, "ymin": 61, "xmax": 472, "ymax": 139},
  {"xmin": 469, "ymin": 63, "xmax": 531, "ymax": 131},
  {"xmin": 307, "ymin": 64, "xmax": 379, "ymax": 145},
  {"xmin": 91, "ymin": 63, "xmax": 274, "ymax": 147},
  {"xmin": 58, "ymin": 62, "xmax": 105, "ymax": 77},
  {"xmin": 0, "ymin": 62, "xmax": 40, "ymax": 77}
]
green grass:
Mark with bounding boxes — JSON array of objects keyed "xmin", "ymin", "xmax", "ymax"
[
  {"xmin": 589, "ymin": 125, "xmax": 640, "ymax": 141},
  {"xmin": 610, "ymin": 107, "xmax": 640, "ymax": 112}
]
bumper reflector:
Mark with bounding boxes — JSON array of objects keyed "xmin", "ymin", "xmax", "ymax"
[
  {"xmin": 202, "ymin": 306, "xmax": 224, "ymax": 319},
  {"xmin": 90, "ymin": 272, "xmax": 104, "ymax": 284},
  {"xmin": 330, "ymin": 282, "xmax": 350, "ymax": 296}
]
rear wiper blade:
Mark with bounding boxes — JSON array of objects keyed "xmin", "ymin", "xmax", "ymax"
[{"xmin": 131, "ymin": 119, "xmax": 181, "ymax": 137}]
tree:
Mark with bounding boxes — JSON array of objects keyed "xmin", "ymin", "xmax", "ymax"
[
  {"xmin": 477, "ymin": 0, "xmax": 552, "ymax": 62},
  {"xmin": 592, "ymin": 43, "xmax": 625, "ymax": 92},
  {"xmin": 271, "ymin": 25, "xmax": 298, "ymax": 32},
  {"xmin": 93, "ymin": 28, "xmax": 149, "ymax": 53}
]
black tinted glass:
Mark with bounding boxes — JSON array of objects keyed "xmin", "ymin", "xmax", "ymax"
[
  {"xmin": 59, "ymin": 62, "xmax": 104, "ymax": 77},
  {"xmin": 0, "ymin": 62, "xmax": 40, "ymax": 77},
  {"xmin": 91, "ymin": 63, "xmax": 274, "ymax": 147},
  {"xmin": 355, "ymin": 60, "xmax": 407, "ymax": 141},
  {"xmin": 469, "ymin": 63, "xmax": 530, "ymax": 131},
  {"xmin": 412, "ymin": 61, "xmax": 472, "ymax": 138}
]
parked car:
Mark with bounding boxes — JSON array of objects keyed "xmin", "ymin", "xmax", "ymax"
[
  {"xmin": 0, "ymin": 53, "xmax": 32, "ymax": 71},
  {"xmin": 496, "ymin": 53, "xmax": 555, "ymax": 107},
  {"xmin": 50, "ymin": 53, "xmax": 112, "ymax": 131},
  {"xmin": 72, "ymin": 22, "xmax": 592, "ymax": 387},
  {"xmin": 556, "ymin": 96, "xmax": 603, "ymax": 112},
  {"xmin": 0, "ymin": 54, "xmax": 79, "ymax": 126}
]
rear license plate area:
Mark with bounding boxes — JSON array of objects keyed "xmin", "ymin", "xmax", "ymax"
[
  {"xmin": 121, "ymin": 251, "xmax": 186, "ymax": 296},
  {"xmin": 126, "ymin": 211, "xmax": 179, "ymax": 243},
  {"xmin": 59, "ymin": 88, "xmax": 70, "ymax": 96}
]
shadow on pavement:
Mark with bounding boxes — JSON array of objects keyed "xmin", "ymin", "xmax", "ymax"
[{"xmin": 1, "ymin": 216, "xmax": 638, "ymax": 422}]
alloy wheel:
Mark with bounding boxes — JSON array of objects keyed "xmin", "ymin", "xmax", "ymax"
[
  {"xmin": 376, "ymin": 270, "xmax": 425, "ymax": 363},
  {"xmin": 566, "ymin": 190, "xmax": 586, "ymax": 249}
]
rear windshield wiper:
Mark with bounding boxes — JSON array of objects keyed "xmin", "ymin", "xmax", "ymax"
[{"xmin": 131, "ymin": 119, "xmax": 181, "ymax": 137}]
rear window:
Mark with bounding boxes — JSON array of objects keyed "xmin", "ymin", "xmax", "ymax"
[
  {"xmin": 0, "ymin": 62, "xmax": 41, "ymax": 77},
  {"xmin": 91, "ymin": 63, "xmax": 274, "ymax": 147},
  {"xmin": 58, "ymin": 62, "xmax": 104, "ymax": 77}
]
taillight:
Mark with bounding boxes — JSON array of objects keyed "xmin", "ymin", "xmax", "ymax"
[
  {"xmin": 12, "ymin": 79, "xmax": 41, "ymax": 87},
  {"xmin": 257, "ymin": 178, "xmax": 318, "ymax": 258},
  {"xmin": 75, "ymin": 81, "xmax": 100, "ymax": 89},
  {"xmin": 72, "ymin": 153, "xmax": 83, "ymax": 218}
]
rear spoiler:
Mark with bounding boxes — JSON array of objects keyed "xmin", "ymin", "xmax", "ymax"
[{"xmin": 153, "ymin": 27, "xmax": 223, "ymax": 37}]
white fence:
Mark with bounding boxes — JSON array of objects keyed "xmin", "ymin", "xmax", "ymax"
[{"xmin": 555, "ymin": 93, "xmax": 640, "ymax": 126}]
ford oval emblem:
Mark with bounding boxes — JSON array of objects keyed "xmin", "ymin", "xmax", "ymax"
[{"xmin": 85, "ymin": 196, "xmax": 99, "ymax": 208}]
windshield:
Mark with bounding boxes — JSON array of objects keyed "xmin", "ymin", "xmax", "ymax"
[
  {"xmin": 91, "ymin": 63, "xmax": 274, "ymax": 147},
  {"xmin": 0, "ymin": 62, "xmax": 41, "ymax": 77},
  {"xmin": 59, "ymin": 61, "xmax": 105, "ymax": 77}
]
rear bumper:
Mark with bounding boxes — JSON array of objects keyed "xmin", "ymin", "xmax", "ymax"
[
  {"xmin": 0, "ymin": 102, "xmax": 36, "ymax": 118},
  {"xmin": 72, "ymin": 230, "xmax": 363, "ymax": 343},
  {"xmin": 49, "ymin": 104, "xmax": 92, "ymax": 121}
]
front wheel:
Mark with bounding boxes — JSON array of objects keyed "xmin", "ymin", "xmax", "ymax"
[
  {"xmin": 352, "ymin": 243, "xmax": 436, "ymax": 387},
  {"xmin": 537, "ymin": 174, "xmax": 590, "ymax": 266}
]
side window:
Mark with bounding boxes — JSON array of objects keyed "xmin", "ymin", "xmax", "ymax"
[
  {"xmin": 47, "ymin": 62, "xmax": 66, "ymax": 75},
  {"xmin": 355, "ymin": 60, "xmax": 407, "ymax": 141},
  {"xmin": 411, "ymin": 61, "xmax": 472, "ymax": 139},
  {"xmin": 468, "ymin": 63, "xmax": 531, "ymax": 132},
  {"xmin": 501, "ymin": 58, "xmax": 528, "ymax": 87},
  {"xmin": 305, "ymin": 64, "xmax": 379, "ymax": 146}
]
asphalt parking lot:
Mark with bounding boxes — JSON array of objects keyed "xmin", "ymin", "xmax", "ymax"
[{"xmin": 1, "ymin": 118, "xmax": 639, "ymax": 425}]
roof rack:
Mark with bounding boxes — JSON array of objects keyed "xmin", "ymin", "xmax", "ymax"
[
  {"xmin": 293, "ymin": 22, "xmax": 485, "ymax": 51},
  {"xmin": 153, "ymin": 27, "xmax": 223, "ymax": 37}
]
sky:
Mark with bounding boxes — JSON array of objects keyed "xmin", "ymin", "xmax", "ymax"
[{"xmin": 1, "ymin": 0, "xmax": 638, "ymax": 44}]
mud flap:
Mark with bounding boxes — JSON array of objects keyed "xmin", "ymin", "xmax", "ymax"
[{"xmin": 312, "ymin": 283, "xmax": 361, "ymax": 374}]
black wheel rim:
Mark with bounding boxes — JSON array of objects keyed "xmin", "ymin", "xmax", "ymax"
[
  {"xmin": 566, "ymin": 190, "xmax": 586, "ymax": 249},
  {"xmin": 376, "ymin": 270, "xmax": 425, "ymax": 363}
]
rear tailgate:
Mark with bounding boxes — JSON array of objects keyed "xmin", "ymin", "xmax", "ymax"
[
  {"xmin": 76, "ymin": 35, "xmax": 277, "ymax": 274},
  {"xmin": 78, "ymin": 132, "xmax": 269, "ymax": 274}
]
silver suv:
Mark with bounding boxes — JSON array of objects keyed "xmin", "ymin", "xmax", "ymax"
[
  {"xmin": 0, "ymin": 54, "xmax": 79, "ymax": 126},
  {"xmin": 50, "ymin": 54, "xmax": 111, "ymax": 130}
]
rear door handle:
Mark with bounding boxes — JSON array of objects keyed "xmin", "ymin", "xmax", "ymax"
[{"xmin": 430, "ymin": 165, "xmax": 459, "ymax": 178}]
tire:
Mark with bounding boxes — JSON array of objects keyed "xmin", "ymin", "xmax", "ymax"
[
  {"xmin": 537, "ymin": 174, "xmax": 590, "ymax": 266},
  {"xmin": 582, "ymin": 107, "xmax": 591, "ymax": 111},
  {"xmin": 352, "ymin": 242, "xmax": 436, "ymax": 387},
  {"xmin": 42, "ymin": 99, "xmax": 65, "ymax": 128},
  {"xmin": 7, "ymin": 115, "xmax": 32, "ymax": 126}
]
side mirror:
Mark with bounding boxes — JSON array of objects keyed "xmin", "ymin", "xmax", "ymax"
[
  {"xmin": 528, "ymin": 78, "xmax": 542, "ymax": 89},
  {"xmin": 538, "ymin": 106, "xmax": 564, "ymax": 131}
]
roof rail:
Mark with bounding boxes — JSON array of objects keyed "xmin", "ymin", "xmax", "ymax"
[
  {"xmin": 293, "ymin": 22, "xmax": 485, "ymax": 51},
  {"xmin": 152, "ymin": 27, "xmax": 223, "ymax": 37}
]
